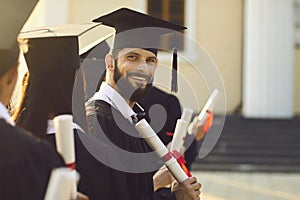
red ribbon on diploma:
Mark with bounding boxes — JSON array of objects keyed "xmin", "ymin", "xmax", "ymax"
[
  {"xmin": 204, "ymin": 110, "xmax": 213, "ymax": 133},
  {"xmin": 170, "ymin": 150, "xmax": 192, "ymax": 177},
  {"xmin": 66, "ymin": 162, "xmax": 76, "ymax": 170},
  {"xmin": 162, "ymin": 150, "xmax": 192, "ymax": 177}
]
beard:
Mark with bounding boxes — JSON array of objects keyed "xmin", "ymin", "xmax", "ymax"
[{"xmin": 113, "ymin": 65, "xmax": 153, "ymax": 102}]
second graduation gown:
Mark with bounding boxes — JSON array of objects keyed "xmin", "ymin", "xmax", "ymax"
[{"xmin": 45, "ymin": 128, "xmax": 130, "ymax": 200}]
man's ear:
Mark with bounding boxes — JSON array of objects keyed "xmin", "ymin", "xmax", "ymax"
[
  {"xmin": 105, "ymin": 54, "xmax": 114, "ymax": 72},
  {"xmin": 104, "ymin": 54, "xmax": 115, "ymax": 87}
]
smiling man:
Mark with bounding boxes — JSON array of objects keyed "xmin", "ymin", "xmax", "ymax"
[
  {"xmin": 86, "ymin": 8, "xmax": 201, "ymax": 200},
  {"xmin": 108, "ymin": 47, "xmax": 157, "ymax": 105}
]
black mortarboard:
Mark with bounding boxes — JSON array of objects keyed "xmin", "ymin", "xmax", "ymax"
[
  {"xmin": 0, "ymin": 0, "xmax": 38, "ymax": 77},
  {"xmin": 92, "ymin": 7, "xmax": 187, "ymax": 92},
  {"xmin": 18, "ymin": 23, "xmax": 114, "ymax": 74},
  {"xmin": 18, "ymin": 23, "xmax": 114, "ymax": 130}
]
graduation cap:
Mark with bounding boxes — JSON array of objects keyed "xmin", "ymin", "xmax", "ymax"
[
  {"xmin": 18, "ymin": 23, "xmax": 115, "ymax": 75},
  {"xmin": 0, "ymin": 0, "xmax": 38, "ymax": 77},
  {"xmin": 18, "ymin": 23, "xmax": 114, "ymax": 131},
  {"xmin": 92, "ymin": 7, "xmax": 187, "ymax": 92}
]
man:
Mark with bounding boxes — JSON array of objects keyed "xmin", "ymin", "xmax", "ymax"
[
  {"xmin": 87, "ymin": 8, "xmax": 201, "ymax": 200},
  {"xmin": 0, "ymin": 0, "xmax": 66, "ymax": 199}
]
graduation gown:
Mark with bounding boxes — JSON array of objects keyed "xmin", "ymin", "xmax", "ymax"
[
  {"xmin": 136, "ymin": 87, "xmax": 181, "ymax": 145},
  {"xmin": 137, "ymin": 87, "xmax": 198, "ymax": 170},
  {"xmin": 0, "ymin": 119, "xmax": 64, "ymax": 200},
  {"xmin": 88, "ymin": 100, "xmax": 176, "ymax": 200},
  {"xmin": 45, "ymin": 129, "xmax": 129, "ymax": 200}
]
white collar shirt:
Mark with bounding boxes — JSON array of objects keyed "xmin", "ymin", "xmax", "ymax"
[{"xmin": 87, "ymin": 82, "xmax": 136, "ymax": 122}]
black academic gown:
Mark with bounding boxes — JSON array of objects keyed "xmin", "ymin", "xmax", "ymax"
[
  {"xmin": 0, "ymin": 119, "xmax": 64, "ymax": 200},
  {"xmin": 88, "ymin": 100, "xmax": 176, "ymax": 200},
  {"xmin": 136, "ymin": 87, "xmax": 198, "ymax": 170},
  {"xmin": 45, "ymin": 129, "xmax": 129, "ymax": 200}
]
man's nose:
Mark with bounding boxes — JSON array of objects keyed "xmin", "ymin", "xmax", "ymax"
[{"xmin": 136, "ymin": 60, "xmax": 148, "ymax": 71}]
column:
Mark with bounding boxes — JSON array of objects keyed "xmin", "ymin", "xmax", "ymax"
[{"xmin": 243, "ymin": 0, "xmax": 294, "ymax": 118}]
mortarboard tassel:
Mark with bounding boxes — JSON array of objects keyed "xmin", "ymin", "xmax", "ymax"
[{"xmin": 171, "ymin": 47, "xmax": 178, "ymax": 93}]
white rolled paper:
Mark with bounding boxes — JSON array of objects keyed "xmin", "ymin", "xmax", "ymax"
[
  {"xmin": 135, "ymin": 119, "xmax": 189, "ymax": 183},
  {"xmin": 187, "ymin": 90, "xmax": 219, "ymax": 135},
  {"xmin": 181, "ymin": 108, "xmax": 193, "ymax": 123},
  {"xmin": 165, "ymin": 157, "xmax": 188, "ymax": 183},
  {"xmin": 53, "ymin": 114, "xmax": 77, "ymax": 199},
  {"xmin": 44, "ymin": 168, "xmax": 79, "ymax": 200},
  {"xmin": 54, "ymin": 115, "xmax": 75, "ymax": 165},
  {"xmin": 170, "ymin": 119, "xmax": 188, "ymax": 152},
  {"xmin": 170, "ymin": 108, "xmax": 193, "ymax": 152},
  {"xmin": 135, "ymin": 119, "xmax": 169, "ymax": 158},
  {"xmin": 197, "ymin": 89, "xmax": 219, "ymax": 122}
]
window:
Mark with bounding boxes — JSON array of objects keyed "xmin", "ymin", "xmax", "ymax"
[
  {"xmin": 296, "ymin": 0, "xmax": 300, "ymax": 46},
  {"xmin": 147, "ymin": 0, "xmax": 185, "ymax": 51}
]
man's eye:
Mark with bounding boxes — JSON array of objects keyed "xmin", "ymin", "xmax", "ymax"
[
  {"xmin": 147, "ymin": 58, "xmax": 157, "ymax": 64},
  {"xmin": 127, "ymin": 55, "xmax": 138, "ymax": 60}
]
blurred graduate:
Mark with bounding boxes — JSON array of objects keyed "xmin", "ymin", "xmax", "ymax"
[
  {"xmin": 0, "ymin": 0, "xmax": 65, "ymax": 199},
  {"xmin": 14, "ymin": 23, "xmax": 134, "ymax": 199}
]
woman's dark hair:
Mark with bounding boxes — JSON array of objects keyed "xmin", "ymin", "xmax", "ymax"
[{"xmin": 14, "ymin": 37, "xmax": 87, "ymax": 139}]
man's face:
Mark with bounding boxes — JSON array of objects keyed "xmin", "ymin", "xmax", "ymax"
[{"xmin": 113, "ymin": 48, "xmax": 157, "ymax": 101}]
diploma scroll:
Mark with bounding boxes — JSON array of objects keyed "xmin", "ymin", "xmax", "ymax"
[
  {"xmin": 135, "ymin": 119, "xmax": 190, "ymax": 183},
  {"xmin": 170, "ymin": 108, "xmax": 193, "ymax": 152},
  {"xmin": 170, "ymin": 119, "xmax": 187, "ymax": 152},
  {"xmin": 45, "ymin": 168, "xmax": 79, "ymax": 200},
  {"xmin": 197, "ymin": 89, "xmax": 219, "ymax": 123},
  {"xmin": 188, "ymin": 89, "xmax": 219, "ymax": 135},
  {"xmin": 181, "ymin": 108, "xmax": 194, "ymax": 123},
  {"xmin": 54, "ymin": 115, "xmax": 77, "ymax": 200}
]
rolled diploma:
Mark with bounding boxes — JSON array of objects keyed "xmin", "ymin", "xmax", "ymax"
[
  {"xmin": 197, "ymin": 89, "xmax": 219, "ymax": 122},
  {"xmin": 170, "ymin": 119, "xmax": 188, "ymax": 152},
  {"xmin": 181, "ymin": 108, "xmax": 193, "ymax": 123},
  {"xmin": 53, "ymin": 115, "xmax": 76, "ymax": 199},
  {"xmin": 135, "ymin": 119, "xmax": 188, "ymax": 183},
  {"xmin": 44, "ymin": 168, "xmax": 79, "ymax": 200},
  {"xmin": 170, "ymin": 108, "xmax": 193, "ymax": 152}
]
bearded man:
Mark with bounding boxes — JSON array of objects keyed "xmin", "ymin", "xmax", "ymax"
[{"xmin": 86, "ymin": 8, "xmax": 201, "ymax": 200}]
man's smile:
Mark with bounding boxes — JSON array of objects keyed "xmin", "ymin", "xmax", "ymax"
[{"xmin": 126, "ymin": 71, "xmax": 152, "ymax": 84}]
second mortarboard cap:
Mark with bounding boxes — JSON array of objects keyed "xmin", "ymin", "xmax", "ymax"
[
  {"xmin": 0, "ymin": 0, "xmax": 38, "ymax": 77},
  {"xmin": 18, "ymin": 23, "xmax": 114, "ymax": 76},
  {"xmin": 18, "ymin": 23, "xmax": 114, "ymax": 131},
  {"xmin": 92, "ymin": 7, "xmax": 187, "ymax": 92}
]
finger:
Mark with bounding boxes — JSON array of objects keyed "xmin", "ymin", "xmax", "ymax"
[
  {"xmin": 194, "ymin": 190, "xmax": 201, "ymax": 197},
  {"xmin": 192, "ymin": 182, "xmax": 202, "ymax": 190}
]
